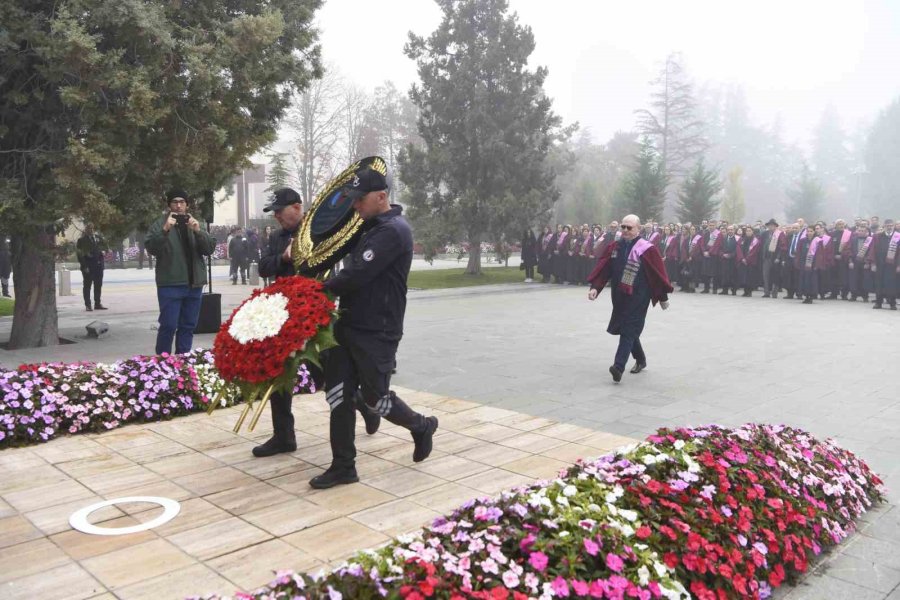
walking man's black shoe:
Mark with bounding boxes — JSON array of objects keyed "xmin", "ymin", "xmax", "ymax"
[
  {"xmin": 309, "ymin": 466, "xmax": 359, "ymax": 489},
  {"xmin": 609, "ymin": 365, "xmax": 623, "ymax": 383},
  {"xmin": 357, "ymin": 400, "xmax": 381, "ymax": 435},
  {"xmin": 630, "ymin": 362, "xmax": 647, "ymax": 374},
  {"xmin": 252, "ymin": 436, "xmax": 297, "ymax": 458},
  {"xmin": 94, "ymin": 304, "xmax": 108, "ymax": 310},
  {"xmin": 412, "ymin": 416, "xmax": 439, "ymax": 463}
]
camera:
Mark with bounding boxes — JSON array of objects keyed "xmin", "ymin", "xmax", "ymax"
[{"xmin": 173, "ymin": 213, "xmax": 190, "ymax": 225}]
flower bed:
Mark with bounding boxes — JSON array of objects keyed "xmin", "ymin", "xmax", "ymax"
[
  {"xmin": 195, "ymin": 424, "xmax": 884, "ymax": 600},
  {"xmin": 0, "ymin": 349, "xmax": 315, "ymax": 448}
]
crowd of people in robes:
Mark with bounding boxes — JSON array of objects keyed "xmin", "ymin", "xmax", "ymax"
[{"xmin": 520, "ymin": 215, "xmax": 900, "ymax": 309}]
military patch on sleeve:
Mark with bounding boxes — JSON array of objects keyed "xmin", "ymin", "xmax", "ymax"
[{"xmin": 363, "ymin": 249, "xmax": 374, "ymax": 262}]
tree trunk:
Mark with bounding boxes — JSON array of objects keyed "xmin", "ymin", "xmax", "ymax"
[
  {"xmin": 465, "ymin": 234, "xmax": 482, "ymax": 275},
  {"xmin": 8, "ymin": 228, "xmax": 59, "ymax": 349}
]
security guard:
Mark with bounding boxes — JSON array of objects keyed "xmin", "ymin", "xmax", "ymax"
[
  {"xmin": 253, "ymin": 187, "xmax": 380, "ymax": 458},
  {"xmin": 310, "ymin": 162, "xmax": 438, "ymax": 489}
]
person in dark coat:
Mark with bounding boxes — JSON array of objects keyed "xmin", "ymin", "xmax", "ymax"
[
  {"xmin": 588, "ymin": 214, "xmax": 673, "ymax": 383},
  {"xmin": 869, "ymin": 219, "xmax": 899, "ymax": 310},
  {"xmin": 0, "ymin": 234, "xmax": 11, "ymax": 297},
  {"xmin": 537, "ymin": 225, "xmax": 553, "ymax": 282},
  {"xmin": 553, "ymin": 225, "xmax": 570, "ymax": 284},
  {"xmin": 76, "ymin": 224, "xmax": 108, "ymax": 311},
  {"xmin": 847, "ymin": 222, "xmax": 873, "ymax": 301},
  {"xmin": 520, "ymin": 229, "xmax": 538, "ymax": 282},
  {"xmin": 228, "ymin": 228, "xmax": 249, "ymax": 284}
]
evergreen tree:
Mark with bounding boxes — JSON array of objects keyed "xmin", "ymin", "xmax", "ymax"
[
  {"xmin": 399, "ymin": 0, "xmax": 568, "ymax": 274},
  {"xmin": 864, "ymin": 97, "xmax": 900, "ymax": 217},
  {"xmin": 812, "ymin": 105, "xmax": 853, "ymax": 218},
  {"xmin": 618, "ymin": 138, "xmax": 668, "ymax": 222},
  {"xmin": 0, "ymin": 0, "xmax": 322, "ymax": 348},
  {"xmin": 786, "ymin": 163, "xmax": 825, "ymax": 222},
  {"xmin": 265, "ymin": 153, "xmax": 293, "ymax": 194},
  {"xmin": 676, "ymin": 159, "xmax": 722, "ymax": 225},
  {"xmin": 720, "ymin": 166, "xmax": 746, "ymax": 223}
]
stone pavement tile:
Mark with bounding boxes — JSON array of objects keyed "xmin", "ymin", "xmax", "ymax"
[
  {"xmin": 116, "ymin": 563, "xmax": 237, "ymax": 600},
  {"xmin": 456, "ymin": 468, "xmax": 534, "ymax": 496},
  {"xmin": 207, "ymin": 539, "xmax": 324, "ymax": 592},
  {"xmin": 118, "ymin": 439, "xmax": 193, "ymax": 464},
  {"xmin": 304, "ymin": 483, "xmax": 396, "ymax": 515},
  {"xmin": 233, "ymin": 454, "xmax": 317, "ymax": 480},
  {"xmin": 539, "ymin": 442, "xmax": 600, "ymax": 464},
  {"xmin": 780, "ymin": 572, "xmax": 884, "ymax": 600},
  {"xmin": 175, "ymin": 428, "xmax": 242, "ymax": 452},
  {"xmin": 2, "ymin": 478, "xmax": 95, "ymax": 513},
  {"xmin": 531, "ymin": 422, "xmax": 596, "ymax": 442},
  {"xmin": 349, "ymin": 499, "xmax": 440, "ymax": 536},
  {"xmin": 457, "ymin": 405, "xmax": 520, "ymax": 423},
  {"xmin": 0, "ymin": 515, "xmax": 43, "ymax": 549},
  {"xmin": 495, "ymin": 413, "xmax": 556, "ymax": 432},
  {"xmin": 202, "ymin": 440, "xmax": 262, "ymax": 464},
  {"xmin": 0, "ymin": 449, "xmax": 46, "ymax": 473},
  {"xmin": 428, "ymin": 431, "xmax": 486, "ymax": 454},
  {"xmin": 428, "ymin": 397, "xmax": 481, "ymax": 413},
  {"xmin": 166, "ymin": 516, "xmax": 272, "ymax": 561},
  {"xmin": 457, "ymin": 442, "xmax": 530, "ymax": 466},
  {"xmin": 102, "ymin": 480, "xmax": 194, "ymax": 512},
  {"xmin": 0, "ymin": 498, "xmax": 14, "ymax": 519},
  {"xmin": 173, "ymin": 466, "xmax": 257, "ymax": 496},
  {"xmin": 411, "ymin": 454, "xmax": 493, "ymax": 481},
  {"xmin": 284, "ymin": 517, "xmax": 390, "ymax": 563},
  {"xmin": 205, "ymin": 482, "xmax": 297, "ymax": 516},
  {"xmin": 497, "ymin": 431, "xmax": 567, "ymax": 454},
  {"xmin": 407, "ymin": 482, "xmax": 481, "ymax": 515},
  {"xmin": 152, "ymin": 497, "xmax": 230, "ymax": 536},
  {"xmin": 355, "ymin": 453, "xmax": 408, "ymax": 477},
  {"xmin": 354, "ymin": 433, "xmax": 409, "ymax": 454},
  {"xmin": 823, "ymin": 552, "xmax": 900, "ymax": 593},
  {"xmin": 143, "ymin": 452, "xmax": 222, "ymax": 478},
  {"xmin": 292, "ymin": 441, "xmax": 337, "ymax": 468},
  {"xmin": 242, "ymin": 498, "xmax": 338, "ymax": 537},
  {"xmin": 371, "ymin": 440, "xmax": 445, "ymax": 467},
  {"xmin": 23, "ymin": 496, "xmax": 122, "ymax": 536},
  {"xmin": 266, "ymin": 466, "xmax": 330, "ymax": 496},
  {"xmin": 50, "ymin": 515, "xmax": 158, "ymax": 560},
  {"xmin": 456, "ymin": 422, "xmax": 521, "ymax": 443},
  {"xmin": 79, "ymin": 465, "xmax": 165, "ymax": 496},
  {"xmin": 0, "ymin": 538, "xmax": 71, "ymax": 584},
  {"xmin": 30, "ymin": 437, "xmax": 109, "ymax": 464},
  {"xmin": 365, "ymin": 467, "xmax": 445, "ymax": 498},
  {"xmin": 80, "ymin": 538, "xmax": 195, "ymax": 590},
  {"xmin": 501, "ymin": 454, "xmax": 570, "ymax": 480},
  {"xmin": 843, "ymin": 533, "xmax": 900, "ymax": 570},
  {"xmin": 578, "ymin": 431, "xmax": 640, "ymax": 452},
  {"xmin": 55, "ymin": 454, "xmax": 134, "ymax": 479},
  {"xmin": 89, "ymin": 428, "xmax": 165, "ymax": 451},
  {"xmin": 435, "ymin": 412, "xmax": 484, "ymax": 432},
  {"xmin": 2, "ymin": 463, "xmax": 71, "ymax": 493},
  {"xmin": 3, "ymin": 562, "xmax": 105, "ymax": 600}
]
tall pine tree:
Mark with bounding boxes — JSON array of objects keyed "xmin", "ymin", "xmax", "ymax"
[
  {"xmin": 399, "ymin": 0, "xmax": 567, "ymax": 274},
  {"xmin": 265, "ymin": 152, "xmax": 293, "ymax": 194},
  {"xmin": 786, "ymin": 163, "xmax": 825, "ymax": 222},
  {"xmin": 676, "ymin": 159, "xmax": 722, "ymax": 225},
  {"xmin": 617, "ymin": 138, "xmax": 667, "ymax": 222},
  {"xmin": 864, "ymin": 97, "xmax": 900, "ymax": 218},
  {"xmin": 720, "ymin": 166, "xmax": 745, "ymax": 223}
]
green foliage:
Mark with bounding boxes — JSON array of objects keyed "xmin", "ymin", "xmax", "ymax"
[
  {"xmin": 865, "ymin": 97, "xmax": 900, "ymax": 217},
  {"xmin": 1, "ymin": 0, "xmax": 322, "ymax": 346},
  {"xmin": 676, "ymin": 158, "xmax": 722, "ymax": 225},
  {"xmin": 0, "ymin": 297, "xmax": 13, "ymax": 318},
  {"xmin": 399, "ymin": 0, "xmax": 568, "ymax": 274},
  {"xmin": 265, "ymin": 152, "xmax": 294, "ymax": 195},
  {"xmin": 786, "ymin": 163, "xmax": 825, "ymax": 222},
  {"xmin": 407, "ymin": 267, "xmax": 525, "ymax": 290},
  {"xmin": 720, "ymin": 166, "xmax": 745, "ymax": 223},
  {"xmin": 617, "ymin": 137, "xmax": 668, "ymax": 222}
]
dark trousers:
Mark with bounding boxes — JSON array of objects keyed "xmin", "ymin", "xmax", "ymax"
[
  {"xmin": 155, "ymin": 285, "xmax": 203, "ymax": 355},
  {"xmin": 82, "ymin": 266, "xmax": 103, "ymax": 308},
  {"xmin": 524, "ymin": 264, "xmax": 535, "ymax": 279},
  {"xmin": 614, "ymin": 335, "xmax": 645, "ymax": 371},
  {"xmin": 137, "ymin": 246, "xmax": 152, "ymax": 269},
  {"xmin": 269, "ymin": 388, "xmax": 296, "ymax": 444},
  {"xmin": 325, "ymin": 330, "xmax": 425, "ymax": 470},
  {"xmin": 762, "ymin": 259, "xmax": 778, "ymax": 294},
  {"xmin": 230, "ymin": 258, "xmax": 247, "ymax": 282}
]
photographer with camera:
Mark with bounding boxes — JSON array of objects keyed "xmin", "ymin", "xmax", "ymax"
[{"xmin": 145, "ymin": 189, "xmax": 217, "ymax": 355}]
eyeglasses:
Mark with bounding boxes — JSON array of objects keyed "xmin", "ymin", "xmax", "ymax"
[{"xmin": 620, "ymin": 225, "xmax": 633, "ymax": 231}]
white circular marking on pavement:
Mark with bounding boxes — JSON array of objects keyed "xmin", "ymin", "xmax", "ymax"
[{"xmin": 69, "ymin": 496, "xmax": 181, "ymax": 536}]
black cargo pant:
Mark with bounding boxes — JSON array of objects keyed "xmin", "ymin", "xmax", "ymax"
[{"xmin": 324, "ymin": 327, "xmax": 426, "ymax": 471}]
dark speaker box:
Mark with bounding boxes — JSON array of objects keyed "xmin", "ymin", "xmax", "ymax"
[{"xmin": 195, "ymin": 292, "xmax": 222, "ymax": 334}]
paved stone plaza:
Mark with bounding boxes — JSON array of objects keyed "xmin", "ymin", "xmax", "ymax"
[{"xmin": 1, "ymin": 276, "xmax": 899, "ymax": 598}]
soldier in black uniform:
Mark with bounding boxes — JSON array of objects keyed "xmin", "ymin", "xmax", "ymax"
[
  {"xmin": 309, "ymin": 162, "xmax": 439, "ymax": 489},
  {"xmin": 254, "ymin": 187, "xmax": 380, "ymax": 458},
  {"xmin": 76, "ymin": 224, "xmax": 108, "ymax": 311}
]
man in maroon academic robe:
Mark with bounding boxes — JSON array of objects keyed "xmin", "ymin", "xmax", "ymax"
[{"xmin": 588, "ymin": 214, "xmax": 673, "ymax": 383}]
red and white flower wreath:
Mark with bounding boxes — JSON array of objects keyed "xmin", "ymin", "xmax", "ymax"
[{"xmin": 211, "ymin": 276, "xmax": 336, "ymax": 429}]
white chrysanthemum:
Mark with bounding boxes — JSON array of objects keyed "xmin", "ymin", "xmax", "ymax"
[{"xmin": 228, "ymin": 293, "xmax": 290, "ymax": 344}]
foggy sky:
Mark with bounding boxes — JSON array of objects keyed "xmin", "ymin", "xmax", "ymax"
[{"xmin": 315, "ymin": 0, "xmax": 900, "ymax": 150}]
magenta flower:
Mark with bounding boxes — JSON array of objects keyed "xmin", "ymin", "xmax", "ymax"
[
  {"xmin": 583, "ymin": 537, "xmax": 600, "ymax": 556},
  {"xmin": 551, "ymin": 577, "xmax": 569, "ymax": 597},
  {"xmin": 605, "ymin": 552, "xmax": 624, "ymax": 573},
  {"xmin": 528, "ymin": 551, "xmax": 548, "ymax": 572}
]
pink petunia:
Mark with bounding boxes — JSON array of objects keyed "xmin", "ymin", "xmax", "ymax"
[
  {"xmin": 529, "ymin": 551, "xmax": 548, "ymax": 572},
  {"xmin": 605, "ymin": 553, "xmax": 624, "ymax": 573},
  {"xmin": 551, "ymin": 577, "xmax": 570, "ymax": 597},
  {"xmin": 583, "ymin": 538, "xmax": 600, "ymax": 556}
]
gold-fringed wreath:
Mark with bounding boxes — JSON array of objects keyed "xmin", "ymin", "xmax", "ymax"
[{"xmin": 292, "ymin": 156, "xmax": 389, "ymax": 276}]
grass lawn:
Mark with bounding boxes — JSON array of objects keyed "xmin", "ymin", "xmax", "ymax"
[
  {"xmin": 0, "ymin": 297, "xmax": 12, "ymax": 317},
  {"xmin": 407, "ymin": 266, "xmax": 528, "ymax": 290}
]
